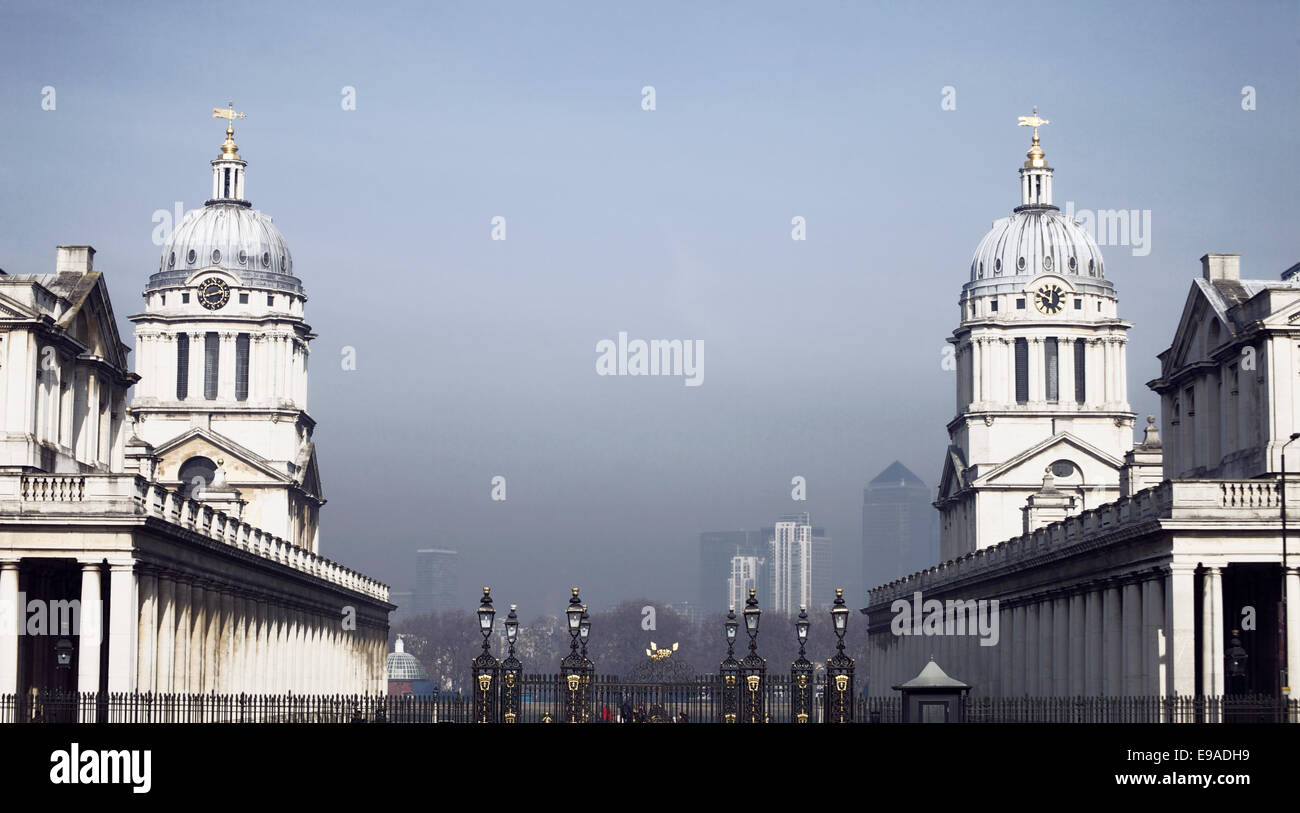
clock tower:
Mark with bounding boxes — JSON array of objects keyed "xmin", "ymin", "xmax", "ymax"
[
  {"xmin": 128, "ymin": 106, "xmax": 323, "ymax": 551},
  {"xmin": 934, "ymin": 112, "xmax": 1136, "ymax": 559}
]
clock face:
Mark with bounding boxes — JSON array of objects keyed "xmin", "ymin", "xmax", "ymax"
[
  {"xmin": 1034, "ymin": 283, "xmax": 1064, "ymax": 315},
  {"xmin": 197, "ymin": 277, "xmax": 230, "ymax": 311}
]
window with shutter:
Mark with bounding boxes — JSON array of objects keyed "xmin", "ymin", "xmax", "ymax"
[
  {"xmin": 204, "ymin": 332, "xmax": 219, "ymax": 400},
  {"xmin": 176, "ymin": 334, "xmax": 189, "ymax": 399},
  {"xmin": 1074, "ymin": 339, "xmax": 1086, "ymax": 403},
  {"xmin": 1015, "ymin": 338, "xmax": 1028, "ymax": 403}
]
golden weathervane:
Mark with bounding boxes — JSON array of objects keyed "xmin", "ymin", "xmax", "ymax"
[
  {"xmin": 1017, "ymin": 106, "xmax": 1050, "ymax": 167},
  {"xmin": 212, "ymin": 101, "xmax": 246, "ymax": 159}
]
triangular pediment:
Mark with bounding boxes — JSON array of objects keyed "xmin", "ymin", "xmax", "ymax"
[
  {"xmin": 151, "ymin": 427, "xmax": 292, "ymax": 484},
  {"xmin": 976, "ymin": 432, "xmax": 1124, "ymax": 486},
  {"xmin": 0, "ymin": 290, "xmax": 39, "ymax": 320}
]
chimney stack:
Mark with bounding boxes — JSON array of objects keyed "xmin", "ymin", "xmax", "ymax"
[
  {"xmin": 55, "ymin": 245, "xmax": 95, "ymax": 274},
  {"xmin": 1201, "ymin": 253, "xmax": 1240, "ymax": 282}
]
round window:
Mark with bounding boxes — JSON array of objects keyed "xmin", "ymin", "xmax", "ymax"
[
  {"xmin": 187, "ymin": 249, "xmax": 197, "ymax": 264},
  {"xmin": 1017, "ymin": 256, "xmax": 1026, "ymax": 272},
  {"xmin": 1050, "ymin": 460, "xmax": 1076, "ymax": 478},
  {"xmin": 238, "ymin": 250, "xmax": 247, "ymax": 265},
  {"xmin": 168, "ymin": 252, "xmax": 175, "ymax": 269},
  {"xmin": 262, "ymin": 252, "xmax": 271, "ymax": 268},
  {"xmin": 1043, "ymin": 255, "xmax": 1053, "ymax": 271},
  {"xmin": 280, "ymin": 255, "xmax": 286, "ymax": 271},
  {"xmin": 978, "ymin": 261, "xmax": 984, "ymax": 278},
  {"xmin": 212, "ymin": 249, "xmax": 221, "ymax": 264},
  {"xmin": 1088, "ymin": 259, "xmax": 1095, "ymax": 275},
  {"xmin": 1068, "ymin": 256, "xmax": 1077, "ymax": 272},
  {"xmin": 995, "ymin": 257, "xmax": 1002, "ymax": 273}
]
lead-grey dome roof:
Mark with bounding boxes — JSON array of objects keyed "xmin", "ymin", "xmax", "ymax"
[
  {"xmin": 969, "ymin": 208, "xmax": 1106, "ymax": 284},
  {"xmin": 386, "ymin": 638, "xmax": 430, "ymax": 682},
  {"xmin": 147, "ymin": 203, "xmax": 303, "ymax": 294}
]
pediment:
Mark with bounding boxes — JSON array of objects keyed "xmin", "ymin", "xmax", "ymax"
[
  {"xmin": 976, "ymin": 432, "xmax": 1124, "ymax": 486},
  {"xmin": 152, "ymin": 427, "xmax": 291, "ymax": 484}
]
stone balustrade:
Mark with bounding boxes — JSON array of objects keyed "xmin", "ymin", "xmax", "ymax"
[
  {"xmin": 1, "ymin": 473, "xmax": 388, "ymax": 602},
  {"xmin": 868, "ymin": 477, "xmax": 1298, "ymax": 607}
]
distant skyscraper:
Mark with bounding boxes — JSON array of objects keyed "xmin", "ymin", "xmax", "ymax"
[
  {"xmin": 412, "ymin": 548, "xmax": 459, "ymax": 617},
  {"xmin": 699, "ymin": 530, "xmax": 766, "ymax": 614},
  {"xmin": 765, "ymin": 512, "xmax": 832, "ymax": 616},
  {"xmin": 861, "ymin": 461, "xmax": 938, "ymax": 589},
  {"xmin": 727, "ymin": 554, "xmax": 765, "ymax": 610}
]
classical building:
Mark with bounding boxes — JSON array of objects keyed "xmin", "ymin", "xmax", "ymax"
[
  {"xmin": 934, "ymin": 112, "xmax": 1137, "ymax": 560},
  {"xmin": 0, "ymin": 113, "xmax": 391, "ymax": 702},
  {"xmin": 862, "ymin": 461, "xmax": 938, "ymax": 588},
  {"xmin": 866, "ymin": 248, "xmax": 1300, "ymax": 700}
]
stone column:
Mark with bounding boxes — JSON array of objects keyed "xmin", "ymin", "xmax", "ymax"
[
  {"xmin": 1201, "ymin": 566, "xmax": 1225, "ymax": 698},
  {"xmin": 106, "ymin": 562, "xmax": 138, "ymax": 693},
  {"xmin": 998, "ymin": 604, "xmax": 1013, "ymax": 694},
  {"xmin": 1024, "ymin": 601, "xmax": 1039, "ymax": 696},
  {"xmin": 172, "ymin": 579, "xmax": 191, "ymax": 694},
  {"xmin": 204, "ymin": 587, "xmax": 220, "ymax": 694},
  {"xmin": 155, "ymin": 573, "xmax": 175, "ymax": 693},
  {"xmin": 1038, "ymin": 598, "xmax": 1054, "ymax": 696},
  {"xmin": 77, "ymin": 562, "xmax": 104, "ymax": 694},
  {"xmin": 0, "ymin": 561, "xmax": 20, "ymax": 696},
  {"xmin": 217, "ymin": 589, "xmax": 235, "ymax": 694},
  {"xmin": 1166, "ymin": 564, "xmax": 1197, "ymax": 696},
  {"xmin": 1068, "ymin": 592, "xmax": 1086, "ymax": 695},
  {"xmin": 1123, "ymin": 580, "xmax": 1143, "ymax": 696},
  {"xmin": 1052, "ymin": 594, "xmax": 1069, "ymax": 696},
  {"xmin": 253, "ymin": 599, "xmax": 268, "ymax": 694},
  {"xmin": 1103, "ymin": 582, "xmax": 1123, "ymax": 695},
  {"xmin": 135, "ymin": 566, "xmax": 158, "ymax": 694},
  {"xmin": 1010, "ymin": 604, "xmax": 1026, "ymax": 696},
  {"xmin": 188, "ymin": 332, "xmax": 205, "ymax": 401},
  {"xmin": 229, "ymin": 594, "xmax": 245, "ymax": 695},
  {"xmin": 189, "ymin": 581, "xmax": 206, "ymax": 694},
  {"xmin": 1084, "ymin": 587, "xmax": 1102, "ymax": 695},
  {"xmin": 1142, "ymin": 575, "xmax": 1166, "ymax": 696},
  {"xmin": 218, "ymin": 333, "xmax": 237, "ymax": 401}
]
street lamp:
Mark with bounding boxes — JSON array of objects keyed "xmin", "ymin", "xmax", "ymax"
[
  {"xmin": 1281, "ymin": 432, "xmax": 1300, "ymax": 701},
  {"xmin": 499, "ymin": 604, "xmax": 522, "ymax": 723},
  {"xmin": 471, "ymin": 587, "xmax": 499, "ymax": 723},
  {"xmin": 579, "ymin": 604, "xmax": 593, "ymax": 722},
  {"xmin": 561, "ymin": 588, "xmax": 587, "ymax": 722},
  {"xmin": 739, "ymin": 589, "xmax": 766, "ymax": 723},
  {"xmin": 791, "ymin": 606, "xmax": 813, "ymax": 723},
  {"xmin": 719, "ymin": 606, "xmax": 740, "ymax": 723},
  {"xmin": 825, "ymin": 588, "xmax": 855, "ymax": 723}
]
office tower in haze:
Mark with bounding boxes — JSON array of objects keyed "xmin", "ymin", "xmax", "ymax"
[
  {"xmin": 861, "ymin": 461, "xmax": 938, "ymax": 589},
  {"xmin": 412, "ymin": 548, "xmax": 459, "ymax": 617}
]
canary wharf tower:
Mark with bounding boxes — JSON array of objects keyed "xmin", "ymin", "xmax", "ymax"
[
  {"xmin": 934, "ymin": 112, "xmax": 1137, "ymax": 559},
  {"xmin": 129, "ymin": 106, "xmax": 322, "ymax": 551}
]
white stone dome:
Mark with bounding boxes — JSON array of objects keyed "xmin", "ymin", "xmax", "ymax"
[
  {"xmin": 149, "ymin": 202, "xmax": 302, "ymax": 294},
  {"xmin": 969, "ymin": 207, "xmax": 1106, "ymax": 283}
]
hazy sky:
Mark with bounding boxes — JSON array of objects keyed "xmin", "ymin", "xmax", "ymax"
[{"xmin": 1, "ymin": 0, "xmax": 1296, "ymax": 618}]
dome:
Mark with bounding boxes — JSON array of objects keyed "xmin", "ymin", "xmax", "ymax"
[
  {"xmin": 148, "ymin": 203, "xmax": 301, "ymax": 294},
  {"xmin": 969, "ymin": 208, "xmax": 1106, "ymax": 283},
  {"xmin": 386, "ymin": 638, "xmax": 430, "ymax": 682}
]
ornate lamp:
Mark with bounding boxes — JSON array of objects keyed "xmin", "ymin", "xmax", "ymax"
[
  {"xmin": 471, "ymin": 587, "xmax": 500, "ymax": 723},
  {"xmin": 791, "ymin": 605, "xmax": 813, "ymax": 723},
  {"xmin": 719, "ymin": 606, "xmax": 740, "ymax": 723},
  {"xmin": 739, "ymin": 589, "xmax": 767, "ymax": 723},
  {"xmin": 499, "ymin": 604, "xmax": 522, "ymax": 723},
  {"xmin": 561, "ymin": 588, "xmax": 587, "ymax": 722},
  {"xmin": 825, "ymin": 588, "xmax": 855, "ymax": 723}
]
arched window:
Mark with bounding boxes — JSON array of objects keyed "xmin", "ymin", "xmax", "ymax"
[{"xmin": 178, "ymin": 456, "xmax": 217, "ymax": 499}]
